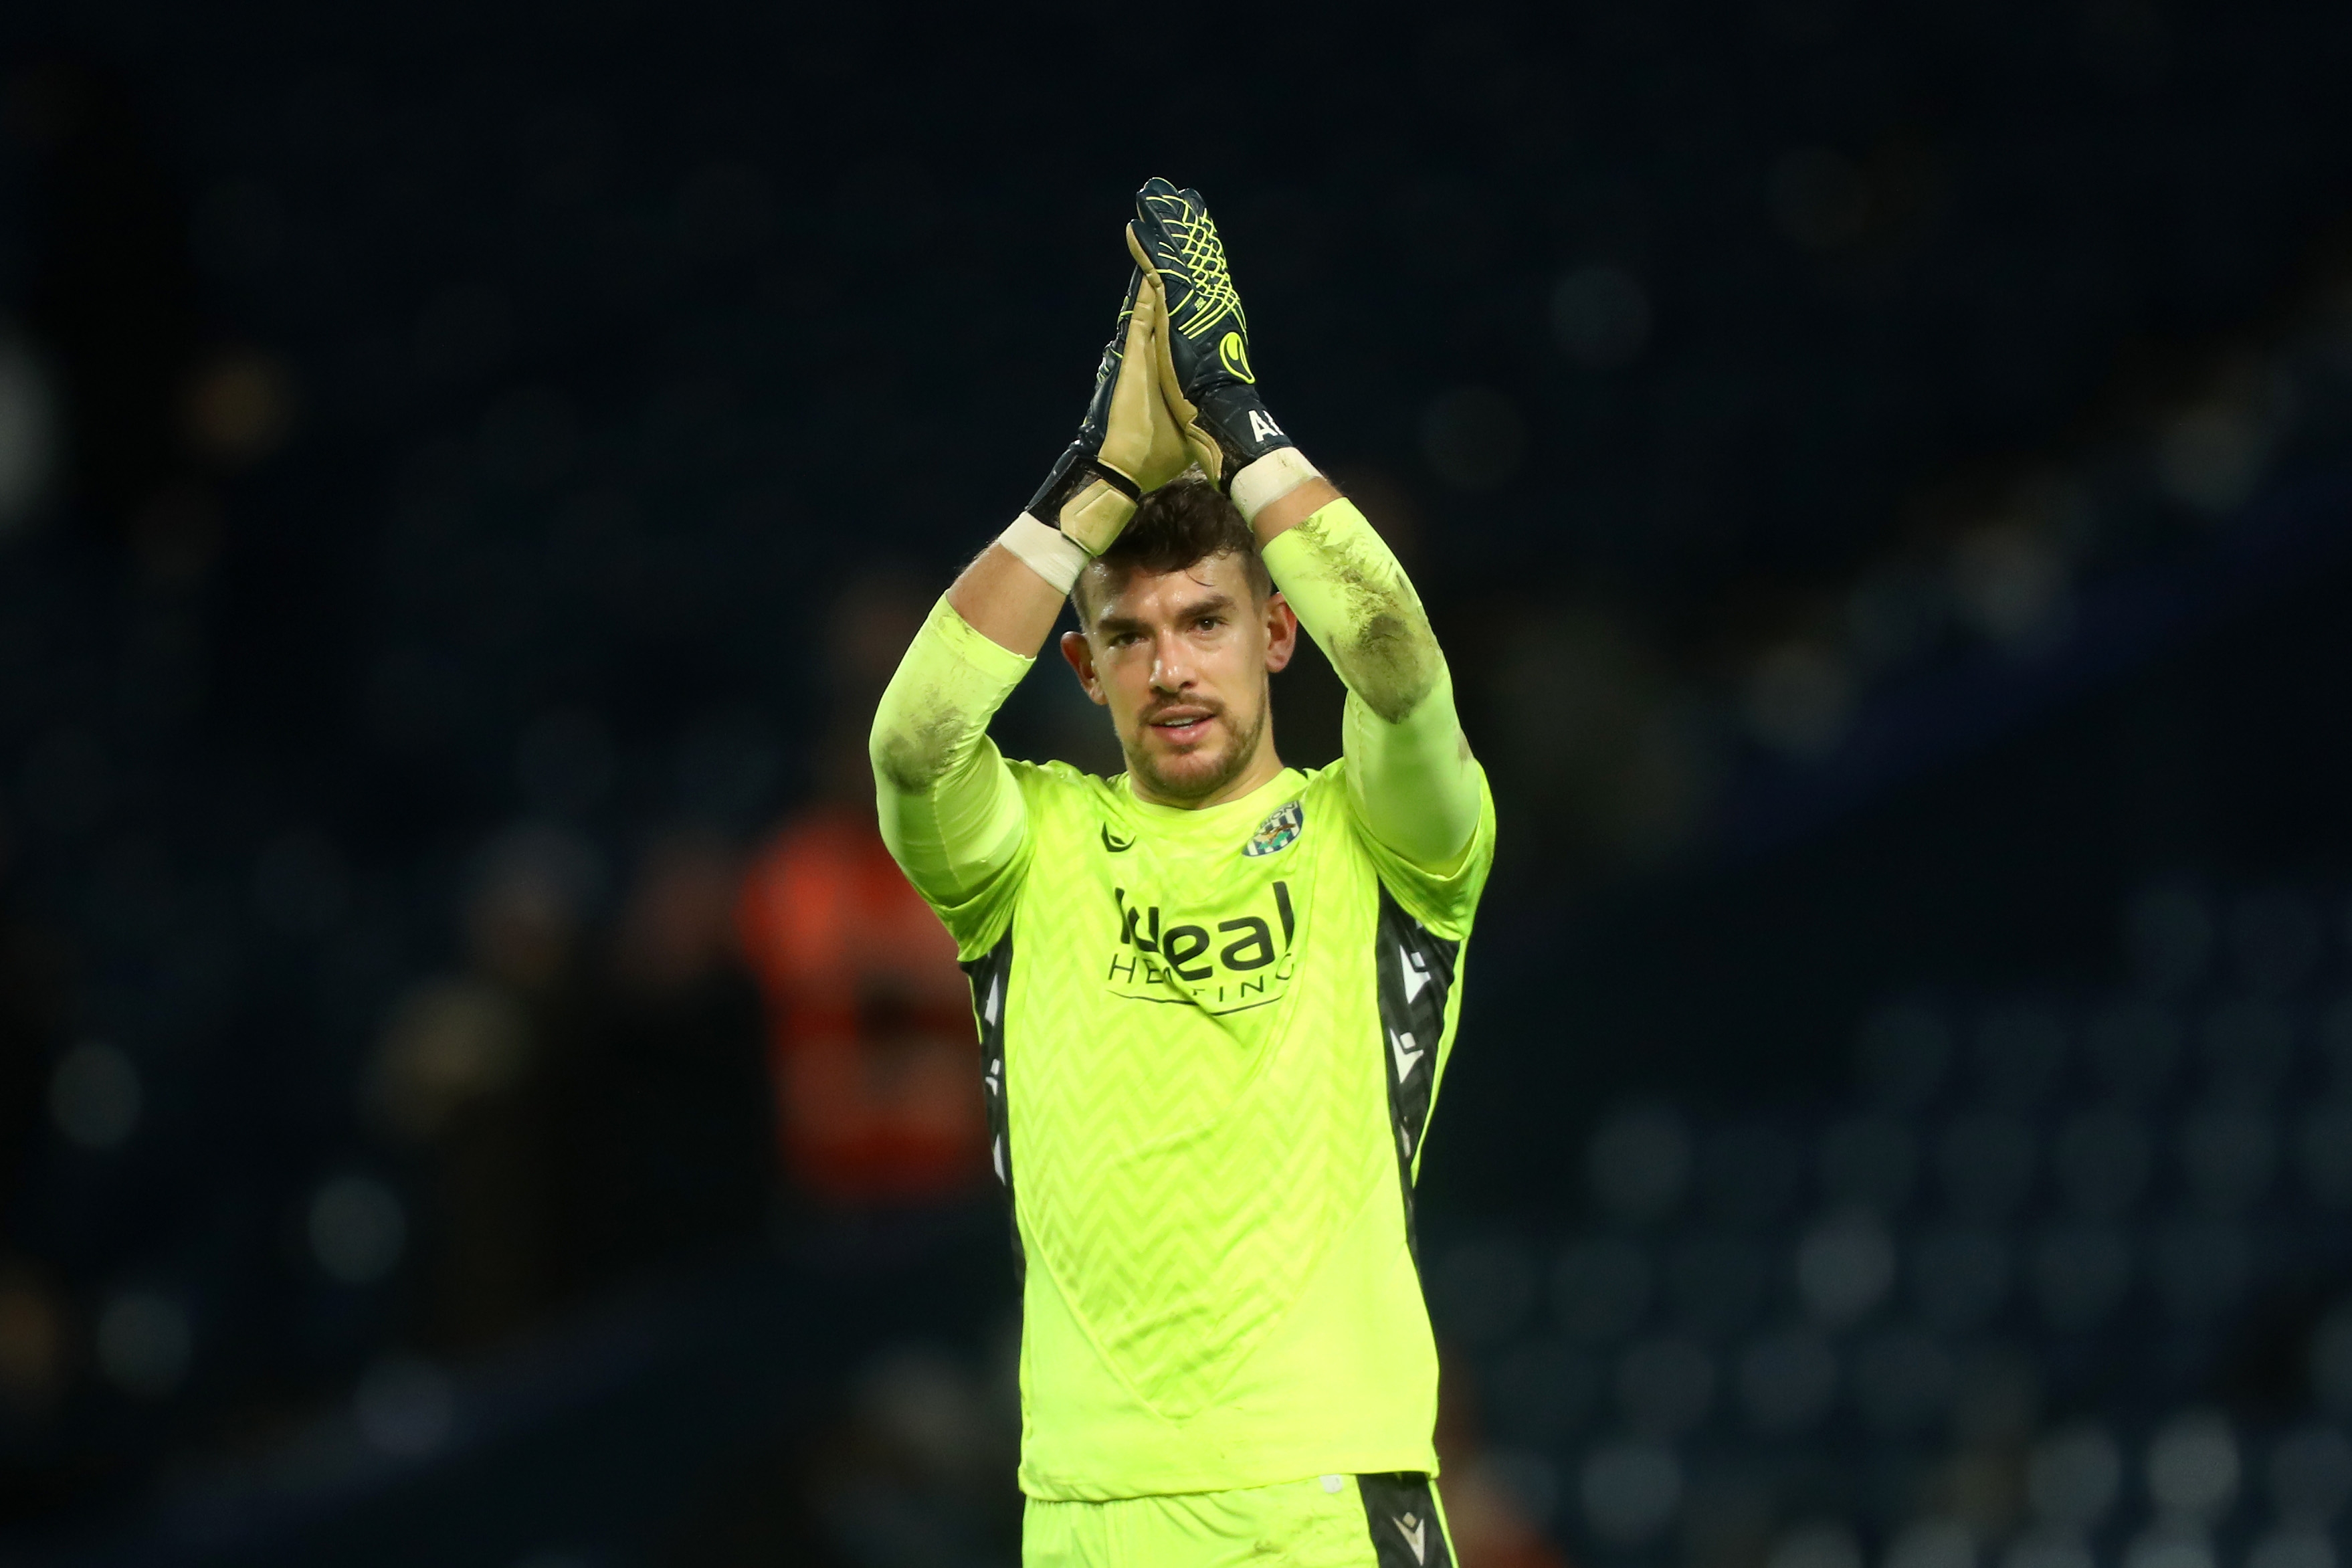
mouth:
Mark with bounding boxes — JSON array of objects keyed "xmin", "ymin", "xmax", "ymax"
[{"xmin": 1145, "ymin": 707, "xmax": 1217, "ymax": 747}]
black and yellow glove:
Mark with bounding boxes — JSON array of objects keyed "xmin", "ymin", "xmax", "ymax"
[
  {"xmin": 1124, "ymin": 178, "xmax": 1298, "ymax": 490},
  {"xmin": 1025, "ymin": 268, "xmax": 1191, "ymax": 557}
]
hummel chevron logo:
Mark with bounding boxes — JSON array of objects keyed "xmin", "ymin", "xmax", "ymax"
[
  {"xmin": 1393, "ymin": 1512, "xmax": 1426, "ymax": 1564},
  {"xmin": 983, "ymin": 979, "xmax": 1001, "ymax": 1026},
  {"xmin": 1400, "ymin": 945, "xmax": 1430, "ymax": 1002},
  {"xmin": 1100, "ymin": 825, "xmax": 1135, "ymax": 852},
  {"xmin": 1390, "ymin": 1029, "xmax": 1422, "ymax": 1081}
]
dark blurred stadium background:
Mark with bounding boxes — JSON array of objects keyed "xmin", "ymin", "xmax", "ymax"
[{"xmin": 0, "ymin": 2, "xmax": 2351, "ymax": 1565}]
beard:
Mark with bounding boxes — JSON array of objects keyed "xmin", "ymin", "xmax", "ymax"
[{"xmin": 1123, "ymin": 695, "xmax": 1268, "ymax": 805}]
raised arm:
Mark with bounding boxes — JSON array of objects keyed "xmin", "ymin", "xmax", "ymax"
[
  {"xmin": 1125, "ymin": 181, "xmax": 1480, "ymax": 872},
  {"xmin": 872, "ymin": 249, "xmax": 1192, "ymax": 922},
  {"xmin": 869, "ymin": 589, "xmax": 1034, "ymax": 913},
  {"xmin": 1255, "ymin": 470, "xmax": 1480, "ymax": 870}
]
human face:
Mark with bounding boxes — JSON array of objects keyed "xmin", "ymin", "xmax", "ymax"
[{"xmin": 1060, "ymin": 551, "xmax": 1298, "ymax": 807}]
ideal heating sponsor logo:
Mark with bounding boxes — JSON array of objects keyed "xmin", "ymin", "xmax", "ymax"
[{"xmin": 1106, "ymin": 881, "xmax": 1296, "ymax": 1013}]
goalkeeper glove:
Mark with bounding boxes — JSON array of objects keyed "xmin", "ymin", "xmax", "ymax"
[
  {"xmin": 1025, "ymin": 268, "xmax": 1191, "ymax": 557},
  {"xmin": 1124, "ymin": 178, "xmax": 1299, "ymax": 490}
]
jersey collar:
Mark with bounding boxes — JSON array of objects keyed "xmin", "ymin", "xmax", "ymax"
[{"xmin": 1118, "ymin": 766, "xmax": 1304, "ymax": 831}]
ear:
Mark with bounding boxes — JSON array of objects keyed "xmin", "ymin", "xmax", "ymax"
[
  {"xmin": 1262, "ymin": 592, "xmax": 1298, "ymax": 674},
  {"xmin": 1060, "ymin": 629, "xmax": 1108, "ymax": 706}
]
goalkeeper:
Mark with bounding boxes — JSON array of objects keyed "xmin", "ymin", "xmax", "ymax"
[{"xmin": 871, "ymin": 179, "xmax": 1496, "ymax": 1568}]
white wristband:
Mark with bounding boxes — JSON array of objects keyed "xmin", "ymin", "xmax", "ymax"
[
  {"xmin": 1228, "ymin": 449, "xmax": 1325, "ymax": 525},
  {"xmin": 997, "ymin": 512, "xmax": 1090, "ymax": 594}
]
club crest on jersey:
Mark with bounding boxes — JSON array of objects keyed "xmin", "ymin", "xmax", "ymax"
[{"xmin": 1245, "ymin": 800, "xmax": 1303, "ymax": 858}]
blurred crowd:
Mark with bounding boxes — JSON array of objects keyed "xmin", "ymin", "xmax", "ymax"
[
  {"xmin": 0, "ymin": 0, "xmax": 2341, "ymax": 1559},
  {"xmin": 1428, "ymin": 880, "xmax": 2352, "ymax": 1568}
]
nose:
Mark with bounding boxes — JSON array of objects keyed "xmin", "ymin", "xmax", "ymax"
[{"xmin": 1149, "ymin": 630, "xmax": 1195, "ymax": 694}]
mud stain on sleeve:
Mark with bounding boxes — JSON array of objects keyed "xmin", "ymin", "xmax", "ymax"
[{"xmin": 1286, "ymin": 513, "xmax": 1440, "ymax": 725}]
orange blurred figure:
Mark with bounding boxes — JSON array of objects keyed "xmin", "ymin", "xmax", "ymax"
[
  {"xmin": 737, "ymin": 576, "xmax": 988, "ymax": 1203},
  {"xmin": 738, "ymin": 805, "xmax": 985, "ymax": 1201}
]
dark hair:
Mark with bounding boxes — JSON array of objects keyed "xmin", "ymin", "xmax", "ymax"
[{"xmin": 1072, "ymin": 473, "xmax": 1271, "ymax": 619}]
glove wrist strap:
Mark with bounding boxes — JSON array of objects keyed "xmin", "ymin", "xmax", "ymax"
[
  {"xmin": 1195, "ymin": 387, "xmax": 1296, "ymax": 488},
  {"xmin": 1056, "ymin": 479, "xmax": 1135, "ymax": 557},
  {"xmin": 1229, "ymin": 450, "xmax": 1324, "ymax": 526},
  {"xmin": 999, "ymin": 513, "xmax": 1090, "ymax": 594},
  {"xmin": 1088, "ymin": 460, "xmax": 1142, "ymax": 501},
  {"xmin": 1031, "ymin": 449, "xmax": 1141, "ymax": 528}
]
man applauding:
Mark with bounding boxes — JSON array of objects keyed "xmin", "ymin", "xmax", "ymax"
[{"xmin": 872, "ymin": 179, "xmax": 1496, "ymax": 1568}]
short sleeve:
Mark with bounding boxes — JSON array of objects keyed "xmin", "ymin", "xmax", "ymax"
[
  {"xmin": 924, "ymin": 760, "xmax": 1037, "ymax": 961},
  {"xmin": 1336, "ymin": 759, "xmax": 1498, "ymax": 940}
]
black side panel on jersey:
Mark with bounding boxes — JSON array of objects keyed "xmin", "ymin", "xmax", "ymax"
[
  {"xmin": 1373, "ymin": 887, "xmax": 1460, "ymax": 1263},
  {"xmin": 1357, "ymin": 1472, "xmax": 1458, "ymax": 1568},
  {"xmin": 961, "ymin": 929, "xmax": 1023, "ymax": 1288}
]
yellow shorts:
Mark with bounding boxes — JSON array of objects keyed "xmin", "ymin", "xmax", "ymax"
[{"xmin": 1023, "ymin": 1472, "xmax": 1455, "ymax": 1568}]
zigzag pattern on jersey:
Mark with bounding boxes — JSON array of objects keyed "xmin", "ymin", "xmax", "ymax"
[{"xmin": 1009, "ymin": 770, "xmax": 1396, "ymax": 1419}]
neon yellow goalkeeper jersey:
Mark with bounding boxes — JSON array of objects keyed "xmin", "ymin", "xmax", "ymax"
[{"xmin": 938, "ymin": 753, "xmax": 1496, "ymax": 1500}]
